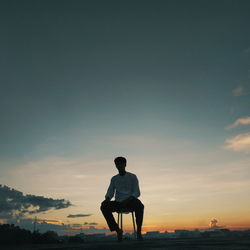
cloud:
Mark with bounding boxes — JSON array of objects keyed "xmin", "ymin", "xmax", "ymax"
[
  {"xmin": 0, "ymin": 185, "xmax": 72, "ymax": 219},
  {"xmin": 232, "ymin": 87, "xmax": 244, "ymax": 97},
  {"xmin": 83, "ymin": 222, "xmax": 98, "ymax": 225},
  {"xmin": 227, "ymin": 117, "xmax": 250, "ymax": 129},
  {"xmin": 67, "ymin": 214, "xmax": 91, "ymax": 218},
  {"xmin": 225, "ymin": 132, "xmax": 250, "ymax": 152},
  {"xmin": 37, "ymin": 219, "xmax": 61, "ymax": 223}
]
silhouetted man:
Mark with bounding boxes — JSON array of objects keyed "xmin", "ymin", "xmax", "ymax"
[{"xmin": 100, "ymin": 156, "xmax": 144, "ymax": 241}]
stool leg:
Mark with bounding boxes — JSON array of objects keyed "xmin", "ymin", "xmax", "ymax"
[
  {"xmin": 132, "ymin": 211, "xmax": 136, "ymax": 239},
  {"xmin": 117, "ymin": 213, "xmax": 120, "ymax": 229},
  {"xmin": 121, "ymin": 213, "xmax": 123, "ymax": 231}
]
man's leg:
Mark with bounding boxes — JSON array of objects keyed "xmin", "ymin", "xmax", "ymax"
[
  {"xmin": 100, "ymin": 200, "xmax": 121, "ymax": 232},
  {"xmin": 126, "ymin": 198, "xmax": 144, "ymax": 238},
  {"xmin": 100, "ymin": 200, "xmax": 123, "ymax": 241}
]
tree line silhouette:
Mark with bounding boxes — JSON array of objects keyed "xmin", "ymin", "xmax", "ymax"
[{"xmin": 0, "ymin": 223, "xmax": 84, "ymax": 245}]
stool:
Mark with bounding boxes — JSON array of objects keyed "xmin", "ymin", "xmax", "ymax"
[{"xmin": 117, "ymin": 209, "xmax": 136, "ymax": 238}]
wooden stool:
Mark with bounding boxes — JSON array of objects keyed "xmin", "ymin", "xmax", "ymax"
[{"xmin": 117, "ymin": 209, "xmax": 136, "ymax": 239}]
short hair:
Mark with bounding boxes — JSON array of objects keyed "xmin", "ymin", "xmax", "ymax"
[{"xmin": 114, "ymin": 156, "xmax": 127, "ymax": 165}]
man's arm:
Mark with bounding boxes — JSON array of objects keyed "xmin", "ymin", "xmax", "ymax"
[
  {"xmin": 131, "ymin": 174, "xmax": 140, "ymax": 198},
  {"xmin": 120, "ymin": 175, "xmax": 140, "ymax": 207},
  {"xmin": 105, "ymin": 178, "xmax": 115, "ymax": 200}
]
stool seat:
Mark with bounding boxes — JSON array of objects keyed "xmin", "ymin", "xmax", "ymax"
[
  {"xmin": 117, "ymin": 208, "xmax": 133, "ymax": 213},
  {"xmin": 116, "ymin": 209, "xmax": 136, "ymax": 238}
]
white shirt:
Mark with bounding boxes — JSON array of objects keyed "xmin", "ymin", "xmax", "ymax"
[{"xmin": 105, "ymin": 172, "xmax": 141, "ymax": 202}]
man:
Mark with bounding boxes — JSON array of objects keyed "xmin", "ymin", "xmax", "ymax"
[{"xmin": 100, "ymin": 156, "xmax": 144, "ymax": 241}]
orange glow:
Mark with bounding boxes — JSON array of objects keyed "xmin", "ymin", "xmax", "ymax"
[{"xmin": 0, "ymin": 218, "xmax": 7, "ymax": 224}]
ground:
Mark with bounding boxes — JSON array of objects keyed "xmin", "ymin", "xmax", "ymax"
[{"xmin": 1, "ymin": 237, "xmax": 250, "ymax": 250}]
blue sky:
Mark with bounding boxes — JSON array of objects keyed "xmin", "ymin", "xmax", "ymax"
[{"xmin": 1, "ymin": 0, "xmax": 250, "ymax": 160}]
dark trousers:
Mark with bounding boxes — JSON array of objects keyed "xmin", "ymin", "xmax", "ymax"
[{"xmin": 100, "ymin": 198, "xmax": 144, "ymax": 232}]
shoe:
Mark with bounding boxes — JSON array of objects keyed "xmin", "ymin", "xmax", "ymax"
[
  {"xmin": 137, "ymin": 233, "xmax": 143, "ymax": 241},
  {"xmin": 117, "ymin": 229, "xmax": 123, "ymax": 242}
]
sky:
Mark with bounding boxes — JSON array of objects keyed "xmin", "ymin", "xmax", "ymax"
[{"xmin": 0, "ymin": 0, "xmax": 250, "ymax": 235}]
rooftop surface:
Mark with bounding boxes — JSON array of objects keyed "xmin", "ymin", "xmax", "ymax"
[{"xmin": 1, "ymin": 237, "xmax": 250, "ymax": 250}]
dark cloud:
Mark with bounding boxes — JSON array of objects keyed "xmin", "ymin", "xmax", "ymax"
[
  {"xmin": 37, "ymin": 219, "xmax": 60, "ymax": 223},
  {"xmin": 89, "ymin": 222, "xmax": 98, "ymax": 225},
  {"xmin": 0, "ymin": 185, "xmax": 72, "ymax": 219},
  {"xmin": 84, "ymin": 222, "xmax": 98, "ymax": 225},
  {"xmin": 67, "ymin": 214, "xmax": 91, "ymax": 218}
]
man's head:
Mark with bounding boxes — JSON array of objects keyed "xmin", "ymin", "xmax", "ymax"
[{"xmin": 114, "ymin": 156, "xmax": 127, "ymax": 172}]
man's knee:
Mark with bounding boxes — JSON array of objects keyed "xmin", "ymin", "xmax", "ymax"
[
  {"xmin": 100, "ymin": 200, "xmax": 113, "ymax": 211},
  {"xmin": 100, "ymin": 200, "xmax": 110, "ymax": 211},
  {"xmin": 133, "ymin": 198, "xmax": 144, "ymax": 210},
  {"xmin": 139, "ymin": 201, "xmax": 144, "ymax": 210}
]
